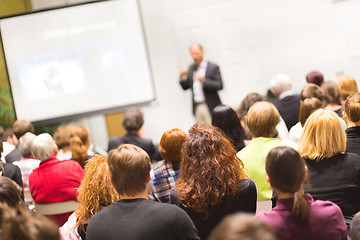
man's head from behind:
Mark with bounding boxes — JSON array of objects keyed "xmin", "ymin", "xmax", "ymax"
[
  {"xmin": 190, "ymin": 43, "xmax": 204, "ymax": 66},
  {"xmin": 269, "ymin": 73, "xmax": 292, "ymax": 98},
  {"xmin": 122, "ymin": 108, "xmax": 144, "ymax": 133},
  {"xmin": 12, "ymin": 120, "xmax": 34, "ymax": 140},
  {"xmin": 108, "ymin": 144, "xmax": 151, "ymax": 197}
]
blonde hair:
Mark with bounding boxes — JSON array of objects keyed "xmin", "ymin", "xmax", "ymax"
[
  {"xmin": 345, "ymin": 93, "xmax": 360, "ymax": 123},
  {"xmin": 70, "ymin": 126, "xmax": 89, "ymax": 168},
  {"xmin": 338, "ymin": 75, "xmax": 358, "ymax": 99},
  {"xmin": 75, "ymin": 155, "xmax": 119, "ymax": 230},
  {"xmin": 299, "ymin": 109, "xmax": 346, "ymax": 161},
  {"xmin": 246, "ymin": 101, "xmax": 280, "ymax": 137}
]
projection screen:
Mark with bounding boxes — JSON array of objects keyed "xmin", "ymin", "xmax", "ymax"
[{"xmin": 0, "ymin": 0, "xmax": 156, "ymax": 125}]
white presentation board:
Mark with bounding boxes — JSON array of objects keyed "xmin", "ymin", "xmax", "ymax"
[{"xmin": 0, "ymin": 0, "xmax": 155, "ymax": 125}]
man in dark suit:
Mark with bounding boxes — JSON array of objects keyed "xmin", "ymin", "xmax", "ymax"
[
  {"xmin": 179, "ymin": 43, "xmax": 223, "ymax": 123},
  {"xmin": 107, "ymin": 108, "xmax": 161, "ymax": 162},
  {"xmin": 270, "ymin": 73, "xmax": 300, "ymax": 131}
]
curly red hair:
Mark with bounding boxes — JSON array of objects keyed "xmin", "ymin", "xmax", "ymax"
[{"xmin": 176, "ymin": 123, "xmax": 248, "ymax": 218}]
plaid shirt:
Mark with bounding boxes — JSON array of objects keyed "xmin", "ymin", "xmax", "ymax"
[{"xmin": 149, "ymin": 161, "xmax": 180, "ymax": 203}]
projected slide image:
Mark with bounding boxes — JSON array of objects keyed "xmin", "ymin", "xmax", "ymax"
[{"xmin": 16, "ymin": 50, "xmax": 86, "ymax": 102}]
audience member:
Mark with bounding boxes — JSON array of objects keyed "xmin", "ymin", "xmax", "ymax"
[
  {"xmin": 171, "ymin": 123, "xmax": 256, "ymax": 240},
  {"xmin": 212, "ymin": 105, "xmax": 246, "ymax": 151},
  {"xmin": 209, "ymin": 213, "xmax": 276, "ymax": 240},
  {"xmin": 0, "ymin": 176, "xmax": 22, "ymax": 207},
  {"xmin": 321, "ymin": 81, "xmax": 343, "ymax": 117},
  {"xmin": 350, "ymin": 212, "xmax": 360, "ymax": 240},
  {"xmin": 0, "ymin": 203, "xmax": 60, "ymax": 240},
  {"xmin": 337, "ymin": 75, "xmax": 359, "ymax": 106},
  {"xmin": 5, "ymin": 120, "xmax": 34, "ymax": 163},
  {"xmin": 256, "ymin": 146, "xmax": 347, "ymax": 240},
  {"xmin": 289, "ymin": 98, "xmax": 322, "ymax": 143},
  {"xmin": 0, "ymin": 142, "xmax": 23, "ymax": 199},
  {"xmin": 300, "ymin": 83, "xmax": 324, "ymax": 102},
  {"xmin": 306, "ymin": 71, "xmax": 324, "ymax": 86},
  {"xmin": 107, "ymin": 108, "xmax": 161, "ymax": 162},
  {"xmin": 269, "ymin": 73, "xmax": 301, "ymax": 130},
  {"xmin": 60, "ymin": 155, "xmax": 119, "ymax": 240},
  {"xmin": 237, "ymin": 101, "xmax": 297, "ymax": 200},
  {"xmin": 0, "ymin": 128, "xmax": 16, "ymax": 163},
  {"xmin": 299, "ymin": 109, "xmax": 360, "ymax": 226},
  {"xmin": 13, "ymin": 132, "xmax": 40, "ymax": 203},
  {"xmin": 29, "ymin": 133, "xmax": 84, "ymax": 226},
  {"xmin": 236, "ymin": 92, "xmax": 289, "ymax": 141},
  {"xmin": 70, "ymin": 125, "xmax": 93, "ymax": 168},
  {"xmin": 149, "ymin": 128, "xmax": 187, "ymax": 203},
  {"xmin": 54, "ymin": 125, "xmax": 73, "ymax": 160},
  {"xmin": 344, "ymin": 93, "xmax": 360, "ymax": 156},
  {"xmin": 87, "ymin": 144, "xmax": 200, "ymax": 240}
]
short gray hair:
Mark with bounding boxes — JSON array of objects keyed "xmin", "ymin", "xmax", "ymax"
[
  {"xmin": 270, "ymin": 73, "xmax": 292, "ymax": 96},
  {"xmin": 19, "ymin": 132, "xmax": 36, "ymax": 156},
  {"xmin": 31, "ymin": 133, "xmax": 57, "ymax": 161}
]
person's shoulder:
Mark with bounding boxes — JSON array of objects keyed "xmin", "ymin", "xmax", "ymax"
[{"xmin": 311, "ymin": 198, "xmax": 344, "ymax": 220}]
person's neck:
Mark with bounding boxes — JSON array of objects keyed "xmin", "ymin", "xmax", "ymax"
[
  {"xmin": 128, "ymin": 130, "xmax": 140, "ymax": 136},
  {"xmin": 348, "ymin": 121, "xmax": 360, "ymax": 128},
  {"xmin": 120, "ymin": 191, "xmax": 149, "ymax": 200},
  {"xmin": 276, "ymin": 186, "xmax": 304, "ymax": 200}
]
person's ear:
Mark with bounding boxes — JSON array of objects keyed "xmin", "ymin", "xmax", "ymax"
[
  {"xmin": 146, "ymin": 171, "xmax": 150, "ymax": 183},
  {"xmin": 266, "ymin": 175, "xmax": 272, "ymax": 187},
  {"xmin": 304, "ymin": 166, "xmax": 308, "ymax": 181}
]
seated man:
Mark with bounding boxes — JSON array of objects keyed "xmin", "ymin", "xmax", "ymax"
[
  {"xmin": 107, "ymin": 108, "xmax": 161, "ymax": 162},
  {"xmin": 87, "ymin": 144, "xmax": 200, "ymax": 240}
]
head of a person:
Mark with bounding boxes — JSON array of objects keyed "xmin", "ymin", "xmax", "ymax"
[
  {"xmin": 266, "ymin": 146, "xmax": 309, "ymax": 223},
  {"xmin": 236, "ymin": 93, "xmax": 269, "ymax": 121},
  {"xmin": 177, "ymin": 123, "xmax": 247, "ymax": 217},
  {"xmin": 31, "ymin": 133, "xmax": 58, "ymax": 161},
  {"xmin": 0, "ymin": 128, "xmax": 16, "ymax": 144},
  {"xmin": 306, "ymin": 71, "xmax": 324, "ymax": 86},
  {"xmin": 246, "ymin": 101, "xmax": 280, "ymax": 138},
  {"xmin": 208, "ymin": 213, "xmax": 276, "ymax": 240},
  {"xmin": 212, "ymin": 105, "xmax": 246, "ymax": 151},
  {"xmin": 299, "ymin": 109, "xmax": 346, "ymax": 161},
  {"xmin": 321, "ymin": 81, "xmax": 342, "ymax": 106},
  {"xmin": 0, "ymin": 203, "xmax": 60, "ymax": 240},
  {"xmin": 269, "ymin": 73, "xmax": 292, "ymax": 97},
  {"xmin": 189, "ymin": 43, "xmax": 204, "ymax": 66},
  {"xmin": 299, "ymin": 98, "xmax": 323, "ymax": 127},
  {"xmin": 300, "ymin": 83, "xmax": 324, "ymax": 102},
  {"xmin": 0, "ymin": 176, "xmax": 22, "ymax": 207},
  {"xmin": 12, "ymin": 120, "xmax": 34, "ymax": 140},
  {"xmin": 75, "ymin": 155, "xmax": 119, "ymax": 228},
  {"xmin": 19, "ymin": 132, "xmax": 36, "ymax": 157},
  {"xmin": 108, "ymin": 144, "xmax": 151, "ymax": 197},
  {"xmin": 159, "ymin": 128, "xmax": 187, "ymax": 163},
  {"xmin": 122, "ymin": 108, "xmax": 144, "ymax": 132},
  {"xmin": 337, "ymin": 75, "xmax": 358, "ymax": 101},
  {"xmin": 345, "ymin": 93, "xmax": 360, "ymax": 124},
  {"xmin": 70, "ymin": 125, "xmax": 90, "ymax": 168},
  {"xmin": 350, "ymin": 211, "xmax": 360, "ymax": 240},
  {"xmin": 53, "ymin": 125, "xmax": 73, "ymax": 150}
]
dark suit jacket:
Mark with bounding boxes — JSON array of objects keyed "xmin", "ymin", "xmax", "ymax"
[
  {"xmin": 5, "ymin": 146, "xmax": 22, "ymax": 163},
  {"xmin": 107, "ymin": 134, "xmax": 162, "ymax": 161},
  {"xmin": 273, "ymin": 95, "xmax": 300, "ymax": 130},
  {"xmin": 346, "ymin": 126, "xmax": 360, "ymax": 157},
  {"xmin": 180, "ymin": 61, "xmax": 223, "ymax": 115},
  {"xmin": 3, "ymin": 163, "xmax": 24, "ymax": 200}
]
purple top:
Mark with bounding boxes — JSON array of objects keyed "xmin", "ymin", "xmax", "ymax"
[{"xmin": 256, "ymin": 194, "xmax": 347, "ymax": 240}]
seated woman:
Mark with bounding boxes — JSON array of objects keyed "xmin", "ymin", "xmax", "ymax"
[
  {"xmin": 212, "ymin": 105, "xmax": 246, "ymax": 151},
  {"xmin": 54, "ymin": 125, "xmax": 73, "ymax": 160},
  {"xmin": 321, "ymin": 81, "xmax": 343, "ymax": 117},
  {"xmin": 149, "ymin": 128, "xmax": 187, "ymax": 203},
  {"xmin": 237, "ymin": 101, "xmax": 297, "ymax": 200},
  {"xmin": 256, "ymin": 146, "xmax": 347, "ymax": 240},
  {"xmin": 288, "ymin": 98, "xmax": 322, "ymax": 143},
  {"xmin": 70, "ymin": 126, "xmax": 93, "ymax": 168},
  {"xmin": 299, "ymin": 109, "xmax": 360, "ymax": 226},
  {"xmin": 170, "ymin": 123, "xmax": 257, "ymax": 240},
  {"xmin": 60, "ymin": 155, "xmax": 119, "ymax": 240},
  {"xmin": 337, "ymin": 75, "xmax": 358, "ymax": 107},
  {"xmin": 29, "ymin": 133, "xmax": 84, "ymax": 226},
  {"xmin": 344, "ymin": 93, "xmax": 360, "ymax": 156}
]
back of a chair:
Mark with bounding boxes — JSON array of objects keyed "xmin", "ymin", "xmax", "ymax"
[{"xmin": 35, "ymin": 201, "xmax": 79, "ymax": 215}]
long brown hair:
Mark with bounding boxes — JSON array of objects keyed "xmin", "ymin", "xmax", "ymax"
[
  {"xmin": 266, "ymin": 146, "xmax": 308, "ymax": 223},
  {"xmin": 70, "ymin": 126, "xmax": 89, "ymax": 168},
  {"xmin": 176, "ymin": 123, "xmax": 247, "ymax": 218}
]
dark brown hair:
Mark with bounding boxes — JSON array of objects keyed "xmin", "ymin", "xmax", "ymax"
[
  {"xmin": 300, "ymin": 83, "xmax": 324, "ymax": 102},
  {"xmin": 299, "ymin": 98, "xmax": 323, "ymax": 126},
  {"xmin": 108, "ymin": 144, "xmax": 151, "ymax": 196},
  {"xmin": 176, "ymin": 123, "xmax": 247, "ymax": 218},
  {"xmin": 306, "ymin": 71, "xmax": 324, "ymax": 86},
  {"xmin": 266, "ymin": 146, "xmax": 308, "ymax": 223},
  {"xmin": 159, "ymin": 128, "xmax": 187, "ymax": 163},
  {"xmin": 12, "ymin": 120, "xmax": 34, "ymax": 139},
  {"xmin": 345, "ymin": 93, "xmax": 360, "ymax": 123},
  {"xmin": 122, "ymin": 108, "xmax": 144, "ymax": 132},
  {"xmin": 321, "ymin": 81, "xmax": 341, "ymax": 106},
  {"xmin": 0, "ymin": 176, "xmax": 22, "ymax": 207},
  {"xmin": 236, "ymin": 93, "xmax": 269, "ymax": 121}
]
